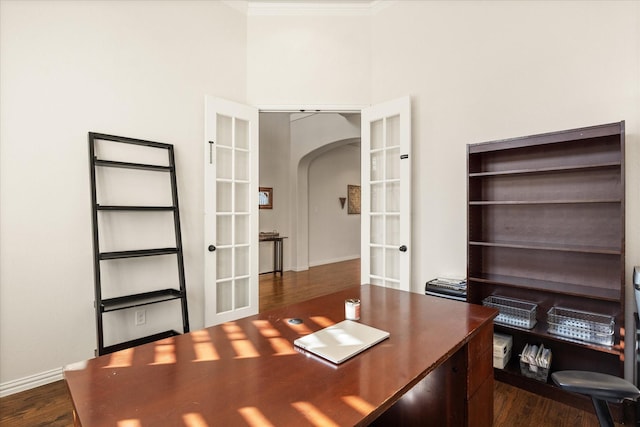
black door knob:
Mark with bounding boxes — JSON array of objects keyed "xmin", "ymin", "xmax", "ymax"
[
  {"xmin": 399, "ymin": 245, "xmax": 407, "ymax": 252},
  {"xmin": 208, "ymin": 245, "xmax": 216, "ymax": 252}
]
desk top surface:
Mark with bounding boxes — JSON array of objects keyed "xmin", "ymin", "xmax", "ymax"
[{"xmin": 65, "ymin": 285, "xmax": 496, "ymax": 427}]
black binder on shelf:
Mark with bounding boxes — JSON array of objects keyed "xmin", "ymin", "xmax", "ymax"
[{"xmin": 425, "ymin": 277, "xmax": 467, "ymax": 301}]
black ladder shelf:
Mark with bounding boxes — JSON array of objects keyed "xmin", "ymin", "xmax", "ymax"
[{"xmin": 89, "ymin": 132, "xmax": 189, "ymax": 356}]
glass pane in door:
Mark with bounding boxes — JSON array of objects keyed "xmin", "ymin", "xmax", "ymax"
[
  {"xmin": 235, "ymin": 118, "xmax": 249, "ymax": 150},
  {"xmin": 234, "ymin": 278, "xmax": 249, "ymax": 309},
  {"xmin": 217, "ymin": 114, "xmax": 232, "ymax": 148},
  {"xmin": 386, "ymin": 147, "xmax": 400, "ymax": 179},
  {"xmin": 385, "ymin": 248, "xmax": 399, "ymax": 281},
  {"xmin": 235, "ymin": 150, "xmax": 250, "ymax": 181},
  {"xmin": 370, "ymin": 183, "xmax": 384, "ymax": 213},
  {"xmin": 385, "ymin": 115, "xmax": 400, "ymax": 147},
  {"xmin": 235, "ymin": 183, "xmax": 249, "ymax": 213},
  {"xmin": 216, "ymin": 248, "xmax": 232, "ymax": 280},
  {"xmin": 217, "ymin": 182, "xmax": 232, "ymax": 212},
  {"xmin": 386, "ymin": 182, "xmax": 400, "ymax": 212},
  {"xmin": 235, "ymin": 215, "xmax": 249, "ymax": 245},
  {"xmin": 216, "ymin": 281, "xmax": 232, "ymax": 312},
  {"xmin": 217, "ymin": 148, "xmax": 232, "ymax": 180},
  {"xmin": 371, "ymin": 247, "xmax": 383, "ymax": 277},
  {"xmin": 371, "ymin": 119, "xmax": 383, "ymax": 150},
  {"xmin": 235, "ymin": 246, "xmax": 249, "ymax": 276},
  {"xmin": 370, "ymin": 151, "xmax": 384, "ymax": 181},
  {"xmin": 386, "ymin": 215, "xmax": 400, "ymax": 245},
  {"xmin": 371, "ymin": 216, "xmax": 384, "ymax": 244},
  {"xmin": 217, "ymin": 215, "xmax": 232, "ymax": 246}
]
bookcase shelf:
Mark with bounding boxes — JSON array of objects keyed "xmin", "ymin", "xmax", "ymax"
[
  {"xmin": 469, "ymin": 199, "xmax": 621, "ymax": 205},
  {"xmin": 469, "ymin": 241, "xmax": 621, "ymax": 255},
  {"xmin": 467, "ymin": 121, "xmax": 625, "ymax": 416},
  {"xmin": 467, "ymin": 272, "xmax": 621, "ymax": 302}
]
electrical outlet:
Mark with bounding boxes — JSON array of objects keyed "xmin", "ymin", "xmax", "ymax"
[{"xmin": 135, "ymin": 309, "xmax": 146, "ymax": 326}]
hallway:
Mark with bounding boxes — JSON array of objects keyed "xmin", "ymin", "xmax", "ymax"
[{"xmin": 260, "ymin": 258, "xmax": 360, "ymax": 312}]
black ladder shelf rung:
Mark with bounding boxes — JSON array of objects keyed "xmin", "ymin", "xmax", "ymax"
[
  {"xmin": 101, "ymin": 289, "xmax": 184, "ymax": 312},
  {"xmin": 97, "ymin": 204, "xmax": 176, "ymax": 212},
  {"xmin": 94, "ymin": 158, "xmax": 173, "ymax": 172},
  {"xmin": 99, "ymin": 248, "xmax": 178, "ymax": 260},
  {"xmin": 90, "ymin": 132, "xmax": 173, "ymax": 149},
  {"xmin": 102, "ymin": 330, "xmax": 180, "ymax": 355},
  {"xmin": 89, "ymin": 132, "xmax": 189, "ymax": 356}
]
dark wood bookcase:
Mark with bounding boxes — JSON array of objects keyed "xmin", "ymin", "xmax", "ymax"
[{"xmin": 466, "ymin": 121, "xmax": 625, "ymax": 412}]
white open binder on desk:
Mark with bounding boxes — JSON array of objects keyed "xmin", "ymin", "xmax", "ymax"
[{"xmin": 294, "ymin": 320, "xmax": 390, "ymax": 364}]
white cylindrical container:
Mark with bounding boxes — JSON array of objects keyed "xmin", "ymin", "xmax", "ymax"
[{"xmin": 345, "ymin": 298, "xmax": 361, "ymax": 320}]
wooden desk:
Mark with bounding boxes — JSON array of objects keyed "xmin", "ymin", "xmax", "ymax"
[{"xmin": 64, "ymin": 285, "xmax": 497, "ymax": 426}]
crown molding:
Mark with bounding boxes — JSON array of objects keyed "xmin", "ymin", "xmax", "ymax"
[
  {"xmin": 222, "ymin": 1, "xmax": 248, "ymax": 14},
  {"xmin": 247, "ymin": 0, "xmax": 393, "ymax": 16}
]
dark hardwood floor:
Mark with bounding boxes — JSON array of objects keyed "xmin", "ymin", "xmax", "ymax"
[
  {"xmin": 259, "ymin": 258, "xmax": 362, "ymax": 312},
  {"xmin": 0, "ymin": 259, "xmax": 609, "ymax": 426}
]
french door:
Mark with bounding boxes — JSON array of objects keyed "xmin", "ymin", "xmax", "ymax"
[
  {"xmin": 203, "ymin": 96, "xmax": 410, "ymax": 326},
  {"xmin": 204, "ymin": 97, "xmax": 259, "ymax": 327},
  {"xmin": 361, "ymin": 97, "xmax": 412, "ymax": 291}
]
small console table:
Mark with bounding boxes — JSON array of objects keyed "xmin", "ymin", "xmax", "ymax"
[{"xmin": 259, "ymin": 235, "xmax": 287, "ymax": 275}]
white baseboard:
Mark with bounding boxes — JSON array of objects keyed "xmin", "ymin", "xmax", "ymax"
[
  {"xmin": 0, "ymin": 367, "xmax": 63, "ymax": 398},
  {"xmin": 308, "ymin": 255, "xmax": 359, "ymax": 268}
]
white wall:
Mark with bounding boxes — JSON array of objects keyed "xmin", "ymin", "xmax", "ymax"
[
  {"xmin": 370, "ymin": 0, "xmax": 640, "ymax": 377},
  {"xmin": 247, "ymin": 10, "xmax": 371, "ymax": 106},
  {"xmin": 258, "ymin": 113, "xmax": 292, "ymax": 272},
  {"xmin": 290, "ymin": 113, "xmax": 361, "ymax": 269},
  {"xmin": 308, "ymin": 143, "xmax": 361, "ymax": 265},
  {"xmin": 0, "ymin": 0, "xmax": 247, "ymax": 390}
]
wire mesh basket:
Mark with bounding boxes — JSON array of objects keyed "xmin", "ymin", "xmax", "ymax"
[
  {"xmin": 547, "ymin": 307, "xmax": 615, "ymax": 347},
  {"xmin": 482, "ymin": 296, "xmax": 537, "ymax": 329}
]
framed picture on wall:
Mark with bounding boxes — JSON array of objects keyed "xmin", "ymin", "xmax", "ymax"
[
  {"xmin": 259, "ymin": 187, "xmax": 273, "ymax": 209},
  {"xmin": 348, "ymin": 185, "xmax": 360, "ymax": 214}
]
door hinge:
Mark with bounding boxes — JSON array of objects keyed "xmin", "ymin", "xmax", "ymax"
[{"xmin": 209, "ymin": 140, "xmax": 215, "ymax": 164}]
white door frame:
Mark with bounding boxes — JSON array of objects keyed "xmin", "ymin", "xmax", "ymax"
[{"xmin": 257, "ymin": 106, "xmax": 366, "ymax": 274}]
